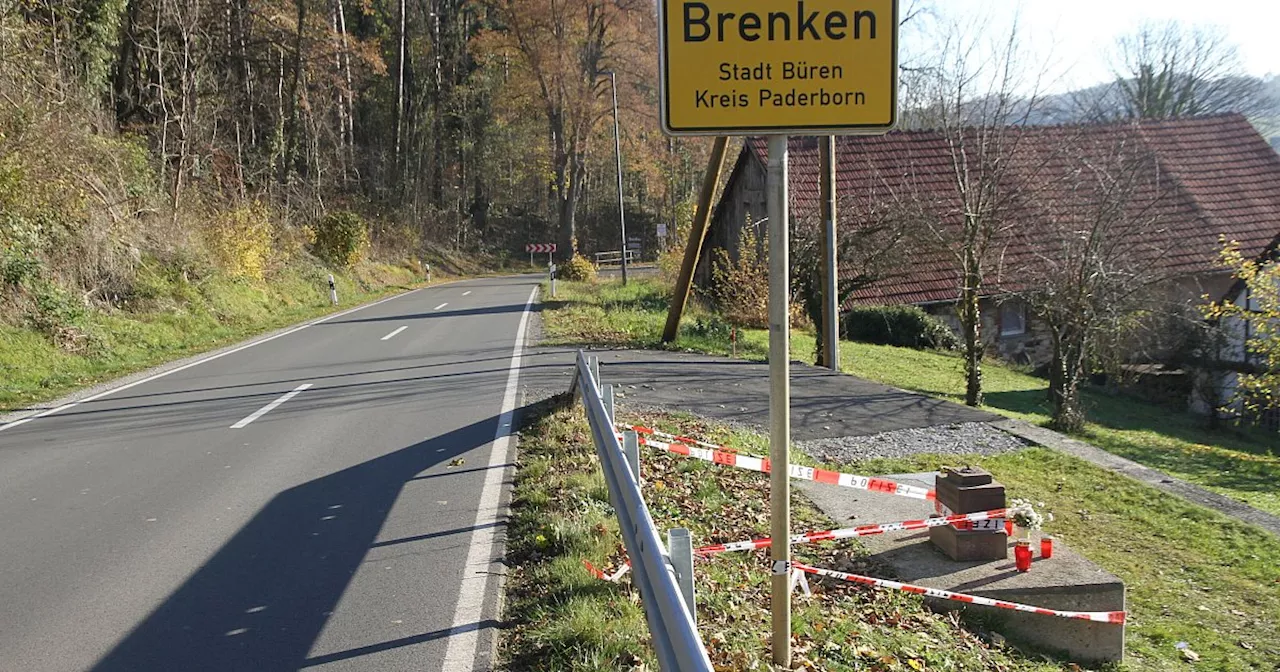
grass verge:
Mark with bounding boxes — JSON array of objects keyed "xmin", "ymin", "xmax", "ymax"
[
  {"xmin": 503, "ymin": 398, "xmax": 1067, "ymax": 671},
  {"xmin": 837, "ymin": 449, "xmax": 1280, "ymax": 671},
  {"xmin": 539, "ymin": 279, "xmax": 1280, "ymax": 518},
  {"xmin": 1, "ymin": 259, "xmax": 434, "ymax": 412},
  {"xmin": 503, "ymin": 400, "xmax": 1280, "ymax": 670}
]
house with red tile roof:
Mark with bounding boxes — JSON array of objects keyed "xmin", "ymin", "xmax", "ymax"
[{"xmin": 702, "ymin": 114, "xmax": 1280, "ymax": 368}]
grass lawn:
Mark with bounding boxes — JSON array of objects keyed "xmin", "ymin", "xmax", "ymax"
[
  {"xmin": 1, "ymin": 260, "xmax": 433, "ymax": 413},
  {"xmin": 539, "ymin": 278, "xmax": 1280, "ymax": 518},
  {"xmin": 503, "ymin": 401, "xmax": 1280, "ymax": 670},
  {"xmin": 503, "ymin": 399, "xmax": 1066, "ymax": 671}
]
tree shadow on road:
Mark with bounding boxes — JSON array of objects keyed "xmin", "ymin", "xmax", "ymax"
[{"xmin": 89, "ymin": 399, "xmax": 555, "ymax": 671}]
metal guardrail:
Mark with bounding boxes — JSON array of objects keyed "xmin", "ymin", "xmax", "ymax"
[
  {"xmin": 594, "ymin": 249, "xmax": 639, "ymax": 266},
  {"xmin": 572, "ymin": 350, "xmax": 713, "ymax": 672}
]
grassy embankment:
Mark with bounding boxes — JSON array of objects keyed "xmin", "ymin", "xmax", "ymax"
[
  {"xmin": 540, "ymin": 278, "xmax": 1280, "ymax": 518},
  {"xmin": 502, "ymin": 401, "xmax": 1280, "ymax": 670},
  {"xmin": 0, "ymin": 251, "xmax": 501, "ymax": 413},
  {"xmin": 504, "ymin": 400, "xmax": 1066, "ymax": 671}
]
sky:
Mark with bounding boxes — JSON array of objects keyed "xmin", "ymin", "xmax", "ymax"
[{"xmin": 920, "ymin": 0, "xmax": 1279, "ymax": 93}]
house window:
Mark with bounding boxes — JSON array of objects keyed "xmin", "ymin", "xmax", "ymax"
[{"xmin": 1000, "ymin": 301, "xmax": 1026, "ymax": 337}]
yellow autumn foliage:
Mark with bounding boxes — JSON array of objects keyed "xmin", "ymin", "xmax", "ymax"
[{"xmin": 204, "ymin": 203, "xmax": 273, "ymax": 280}]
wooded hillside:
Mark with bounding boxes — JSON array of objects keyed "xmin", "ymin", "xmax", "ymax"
[
  {"xmin": 1, "ymin": 0, "xmax": 706, "ymax": 282},
  {"xmin": 1, "ymin": 0, "xmax": 711, "ymax": 405}
]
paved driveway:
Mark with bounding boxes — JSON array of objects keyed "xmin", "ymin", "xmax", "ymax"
[{"xmin": 520, "ymin": 348, "xmax": 997, "ymax": 441}]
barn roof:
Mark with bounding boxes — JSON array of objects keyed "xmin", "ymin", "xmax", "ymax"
[{"xmin": 741, "ymin": 114, "xmax": 1280, "ymax": 306}]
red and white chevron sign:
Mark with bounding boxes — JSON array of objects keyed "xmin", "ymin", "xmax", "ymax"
[{"xmin": 525, "ymin": 243, "xmax": 556, "ymax": 253}]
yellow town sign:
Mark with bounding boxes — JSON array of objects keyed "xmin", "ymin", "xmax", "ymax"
[{"xmin": 659, "ymin": 0, "xmax": 898, "ymax": 135}]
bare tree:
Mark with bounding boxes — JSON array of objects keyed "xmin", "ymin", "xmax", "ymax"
[
  {"xmin": 1103, "ymin": 21, "xmax": 1271, "ymax": 121},
  {"xmin": 1012, "ymin": 131, "xmax": 1177, "ymax": 430},
  {"xmin": 912, "ymin": 15, "xmax": 1049, "ymax": 406},
  {"xmin": 792, "ymin": 190, "xmax": 914, "ymax": 364}
]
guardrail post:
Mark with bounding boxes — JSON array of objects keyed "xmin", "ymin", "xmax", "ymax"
[
  {"xmin": 668, "ymin": 528, "xmax": 697, "ymax": 625},
  {"xmin": 603, "ymin": 384, "xmax": 615, "ymax": 426},
  {"xmin": 623, "ymin": 430, "xmax": 640, "ymax": 484},
  {"xmin": 574, "ymin": 350, "xmax": 713, "ymax": 671},
  {"xmin": 589, "ymin": 356, "xmax": 601, "ymax": 394}
]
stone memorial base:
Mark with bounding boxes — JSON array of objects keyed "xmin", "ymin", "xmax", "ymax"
[{"xmin": 797, "ymin": 472, "xmax": 1125, "ymax": 664}]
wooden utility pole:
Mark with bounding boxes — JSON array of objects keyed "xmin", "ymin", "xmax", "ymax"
[
  {"xmin": 820, "ymin": 136, "xmax": 839, "ymax": 371},
  {"xmin": 661, "ymin": 136, "xmax": 729, "ymax": 343}
]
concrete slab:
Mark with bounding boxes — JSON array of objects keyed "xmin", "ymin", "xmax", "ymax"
[{"xmin": 798, "ymin": 473, "xmax": 1125, "ymax": 664}]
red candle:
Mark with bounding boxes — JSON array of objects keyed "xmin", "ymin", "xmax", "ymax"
[
  {"xmin": 1014, "ymin": 542, "xmax": 1032, "ymax": 572},
  {"xmin": 1041, "ymin": 536, "xmax": 1053, "ymax": 559},
  {"xmin": 1004, "ymin": 519, "xmax": 1014, "ymax": 536}
]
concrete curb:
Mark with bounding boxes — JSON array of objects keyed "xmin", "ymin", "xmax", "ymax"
[{"xmin": 990, "ymin": 418, "xmax": 1280, "ymax": 537}]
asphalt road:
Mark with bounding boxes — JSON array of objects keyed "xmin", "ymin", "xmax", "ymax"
[{"xmin": 0, "ymin": 274, "xmax": 542, "ymax": 672}]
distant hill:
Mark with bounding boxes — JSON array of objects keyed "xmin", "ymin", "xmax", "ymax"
[{"xmin": 901, "ymin": 75, "xmax": 1280, "ymax": 153}]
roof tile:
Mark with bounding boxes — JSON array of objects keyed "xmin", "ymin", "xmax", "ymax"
[{"xmin": 742, "ymin": 114, "xmax": 1280, "ymax": 306}]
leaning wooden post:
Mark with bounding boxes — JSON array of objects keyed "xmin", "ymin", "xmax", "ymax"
[{"xmin": 661, "ymin": 136, "xmax": 729, "ymax": 343}]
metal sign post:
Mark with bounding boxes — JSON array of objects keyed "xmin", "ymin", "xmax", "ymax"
[
  {"xmin": 821, "ymin": 136, "xmax": 840, "ymax": 371},
  {"xmin": 765, "ymin": 134, "xmax": 791, "ymax": 668},
  {"xmin": 654, "ymin": 2, "xmax": 897, "ymax": 667}
]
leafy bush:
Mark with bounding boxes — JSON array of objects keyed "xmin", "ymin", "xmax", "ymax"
[
  {"xmin": 844, "ymin": 305, "xmax": 958, "ymax": 350},
  {"xmin": 685, "ymin": 314, "xmax": 732, "ymax": 340},
  {"xmin": 312, "ymin": 211, "xmax": 370, "ymax": 269},
  {"xmin": 25, "ymin": 280, "xmax": 97, "ymax": 352},
  {"xmin": 710, "ymin": 225, "xmax": 769, "ymax": 328},
  {"xmin": 559, "ymin": 254, "xmax": 596, "ymax": 282},
  {"xmin": 204, "ymin": 203, "xmax": 273, "ymax": 280},
  {"xmin": 1, "ymin": 243, "xmax": 42, "ymax": 287}
]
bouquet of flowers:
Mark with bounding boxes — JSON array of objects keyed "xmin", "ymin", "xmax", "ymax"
[{"xmin": 1008, "ymin": 498, "xmax": 1053, "ymax": 533}]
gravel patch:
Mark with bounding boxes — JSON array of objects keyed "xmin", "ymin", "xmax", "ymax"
[{"xmin": 797, "ymin": 422, "xmax": 1031, "ymax": 462}]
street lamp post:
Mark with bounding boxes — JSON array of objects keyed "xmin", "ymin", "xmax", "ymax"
[{"xmin": 604, "ymin": 71, "xmax": 629, "ymax": 285}]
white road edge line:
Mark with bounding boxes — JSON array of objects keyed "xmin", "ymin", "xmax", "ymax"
[
  {"xmin": 229, "ymin": 384, "xmax": 312, "ymax": 429},
  {"xmin": 462, "ymin": 291, "xmax": 471, "ymax": 296},
  {"xmin": 441, "ymin": 286, "xmax": 537, "ymax": 670},
  {"xmin": 381, "ymin": 326, "xmax": 408, "ymax": 341},
  {"xmin": 0, "ymin": 283, "xmax": 440, "ymax": 433},
  {"xmin": 434, "ymin": 302, "xmax": 449, "ymax": 310}
]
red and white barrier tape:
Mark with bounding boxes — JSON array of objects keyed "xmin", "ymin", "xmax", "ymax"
[
  {"xmin": 588, "ymin": 509, "xmax": 1007, "ymax": 582},
  {"xmin": 619, "ymin": 424, "xmax": 747, "ymax": 454},
  {"xmin": 620, "ymin": 428, "xmax": 936, "ymax": 502},
  {"xmin": 698, "ymin": 508, "xmax": 1007, "ymax": 556},
  {"xmin": 793, "ymin": 562, "xmax": 1126, "ymax": 624}
]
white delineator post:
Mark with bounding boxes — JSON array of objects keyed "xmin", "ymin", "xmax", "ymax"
[
  {"xmin": 766, "ymin": 134, "xmax": 791, "ymax": 669},
  {"xmin": 328, "ymin": 274, "xmax": 339, "ymax": 305}
]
